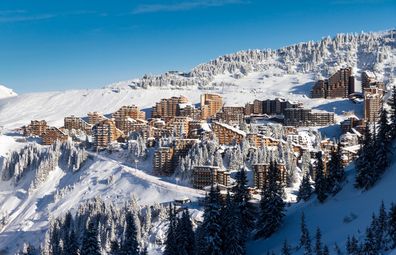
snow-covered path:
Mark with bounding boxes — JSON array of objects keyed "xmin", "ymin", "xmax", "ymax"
[{"xmin": 87, "ymin": 151, "xmax": 206, "ymax": 197}]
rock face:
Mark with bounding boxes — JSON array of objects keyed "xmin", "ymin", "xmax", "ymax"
[{"xmin": 0, "ymin": 85, "xmax": 17, "ymax": 99}]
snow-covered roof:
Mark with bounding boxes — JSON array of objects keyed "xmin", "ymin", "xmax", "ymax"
[{"xmin": 213, "ymin": 122, "xmax": 246, "ymax": 136}]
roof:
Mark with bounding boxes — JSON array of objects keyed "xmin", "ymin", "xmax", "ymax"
[{"xmin": 212, "ymin": 122, "xmax": 246, "ymax": 136}]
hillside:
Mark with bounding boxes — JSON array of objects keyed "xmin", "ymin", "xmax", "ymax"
[
  {"xmin": 0, "ymin": 85, "xmax": 17, "ymax": 100},
  {"xmin": 0, "ymin": 29, "xmax": 395, "ymax": 254},
  {"xmin": 248, "ymin": 156, "xmax": 396, "ymax": 254}
]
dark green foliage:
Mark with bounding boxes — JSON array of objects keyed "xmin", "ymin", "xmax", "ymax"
[
  {"xmin": 233, "ymin": 167, "xmax": 256, "ymax": 233},
  {"xmin": 80, "ymin": 220, "xmax": 101, "ymax": 255},
  {"xmin": 121, "ymin": 212, "xmax": 140, "ymax": 255},
  {"xmin": 355, "ymin": 125, "xmax": 376, "ymax": 190},
  {"xmin": 220, "ymin": 193, "xmax": 245, "ymax": 255},
  {"xmin": 327, "ymin": 144, "xmax": 345, "ymax": 194},
  {"xmin": 315, "ymin": 227, "xmax": 322, "ymax": 255},
  {"xmin": 389, "ymin": 203, "xmax": 396, "ymax": 248},
  {"xmin": 175, "ymin": 209, "xmax": 195, "ymax": 255},
  {"xmin": 281, "ymin": 239, "xmax": 291, "ymax": 255},
  {"xmin": 195, "ymin": 185, "xmax": 223, "ymax": 255},
  {"xmin": 255, "ymin": 161, "xmax": 285, "ymax": 239},
  {"xmin": 300, "ymin": 213, "xmax": 311, "ymax": 255},
  {"xmin": 314, "ymin": 152, "xmax": 327, "ymax": 203},
  {"xmin": 297, "ymin": 173, "xmax": 312, "ymax": 202}
]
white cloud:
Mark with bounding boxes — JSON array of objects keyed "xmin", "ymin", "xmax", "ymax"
[{"xmin": 132, "ymin": 0, "xmax": 248, "ymax": 14}]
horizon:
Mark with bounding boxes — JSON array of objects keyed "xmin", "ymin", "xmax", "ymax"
[{"xmin": 0, "ymin": 0, "xmax": 395, "ymax": 94}]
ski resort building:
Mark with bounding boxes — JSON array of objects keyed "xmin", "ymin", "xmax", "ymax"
[
  {"xmin": 153, "ymin": 147, "xmax": 174, "ymax": 175},
  {"xmin": 244, "ymin": 98, "xmax": 300, "ymax": 116},
  {"xmin": 252, "ymin": 163, "xmax": 287, "ymax": 190},
  {"xmin": 200, "ymin": 93, "xmax": 223, "ymax": 120},
  {"xmin": 87, "ymin": 112, "xmax": 105, "ymax": 125},
  {"xmin": 311, "ymin": 67, "xmax": 355, "ymax": 98},
  {"xmin": 364, "ymin": 87, "xmax": 383, "ymax": 123},
  {"xmin": 92, "ymin": 119, "xmax": 124, "ymax": 149},
  {"xmin": 192, "ymin": 166, "xmax": 231, "ymax": 189},
  {"xmin": 215, "ymin": 106, "xmax": 245, "ymax": 125},
  {"xmin": 64, "ymin": 115, "xmax": 92, "ymax": 134},
  {"xmin": 41, "ymin": 127, "xmax": 69, "ymax": 145},
  {"xmin": 284, "ymin": 108, "xmax": 335, "ymax": 127},
  {"xmin": 151, "ymin": 95, "xmax": 189, "ymax": 119},
  {"xmin": 112, "ymin": 105, "xmax": 146, "ymax": 133},
  {"xmin": 211, "ymin": 121, "xmax": 246, "ymax": 145},
  {"xmin": 22, "ymin": 120, "xmax": 49, "ymax": 136}
]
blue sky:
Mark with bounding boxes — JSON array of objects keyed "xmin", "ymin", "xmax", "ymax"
[{"xmin": 0, "ymin": 0, "xmax": 395, "ymax": 93}]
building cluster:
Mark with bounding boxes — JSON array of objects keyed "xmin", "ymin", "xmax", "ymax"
[
  {"xmin": 311, "ymin": 67, "xmax": 355, "ymax": 98},
  {"xmin": 19, "ymin": 67, "xmax": 389, "ymax": 192}
]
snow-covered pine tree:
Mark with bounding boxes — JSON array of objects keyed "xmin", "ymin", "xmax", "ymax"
[
  {"xmin": 175, "ymin": 208, "xmax": 195, "ymax": 255},
  {"xmin": 80, "ymin": 220, "xmax": 101, "ymax": 255},
  {"xmin": 374, "ymin": 108, "xmax": 391, "ymax": 178},
  {"xmin": 387, "ymin": 85, "xmax": 396, "ymax": 139},
  {"xmin": 281, "ymin": 240, "xmax": 291, "ymax": 255},
  {"xmin": 314, "ymin": 151, "xmax": 327, "ymax": 203},
  {"xmin": 300, "ymin": 213, "xmax": 311, "ymax": 254},
  {"xmin": 164, "ymin": 205, "xmax": 178, "ymax": 255},
  {"xmin": 220, "ymin": 192, "xmax": 245, "ymax": 255},
  {"xmin": 355, "ymin": 125, "xmax": 375, "ymax": 190},
  {"xmin": 362, "ymin": 226, "xmax": 378, "ymax": 254},
  {"xmin": 68, "ymin": 229, "xmax": 79, "ymax": 255},
  {"xmin": 314, "ymin": 227, "xmax": 322, "ymax": 255},
  {"xmin": 195, "ymin": 185, "xmax": 223, "ymax": 255},
  {"xmin": 389, "ymin": 203, "xmax": 396, "ymax": 249},
  {"xmin": 122, "ymin": 212, "xmax": 140, "ymax": 255},
  {"xmin": 297, "ymin": 173, "xmax": 313, "ymax": 202},
  {"xmin": 255, "ymin": 161, "xmax": 285, "ymax": 239},
  {"xmin": 232, "ymin": 167, "xmax": 256, "ymax": 234},
  {"xmin": 327, "ymin": 144, "xmax": 345, "ymax": 195},
  {"xmin": 346, "ymin": 235, "xmax": 360, "ymax": 255}
]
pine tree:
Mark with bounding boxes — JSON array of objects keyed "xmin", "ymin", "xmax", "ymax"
[
  {"xmin": 297, "ymin": 173, "xmax": 313, "ymax": 202},
  {"xmin": 314, "ymin": 152, "xmax": 327, "ymax": 203},
  {"xmin": 196, "ymin": 185, "xmax": 223, "ymax": 255},
  {"xmin": 68, "ymin": 229, "xmax": 79, "ymax": 255},
  {"xmin": 327, "ymin": 144, "xmax": 345, "ymax": 194},
  {"xmin": 140, "ymin": 247, "xmax": 148, "ymax": 255},
  {"xmin": 315, "ymin": 227, "xmax": 322, "ymax": 255},
  {"xmin": 281, "ymin": 239, "xmax": 291, "ymax": 255},
  {"xmin": 362, "ymin": 226, "xmax": 378, "ymax": 254},
  {"xmin": 389, "ymin": 203, "xmax": 396, "ymax": 248},
  {"xmin": 122, "ymin": 212, "xmax": 140, "ymax": 255},
  {"xmin": 232, "ymin": 167, "xmax": 256, "ymax": 235},
  {"xmin": 387, "ymin": 85, "xmax": 396, "ymax": 139},
  {"xmin": 300, "ymin": 213, "xmax": 311, "ymax": 255},
  {"xmin": 221, "ymin": 192, "xmax": 245, "ymax": 255},
  {"xmin": 355, "ymin": 124, "xmax": 376, "ymax": 190},
  {"xmin": 175, "ymin": 208, "xmax": 195, "ymax": 255},
  {"xmin": 375, "ymin": 201, "xmax": 389, "ymax": 251},
  {"xmin": 80, "ymin": 220, "xmax": 101, "ymax": 255},
  {"xmin": 374, "ymin": 108, "xmax": 391, "ymax": 178},
  {"xmin": 322, "ymin": 245, "xmax": 329, "ymax": 255},
  {"xmin": 255, "ymin": 161, "xmax": 285, "ymax": 239},
  {"xmin": 346, "ymin": 235, "xmax": 360, "ymax": 255},
  {"xmin": 110, "ymin": 240, "xmax": 121, "ymax": 255}
]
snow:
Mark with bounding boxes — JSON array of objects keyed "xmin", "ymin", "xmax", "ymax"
[
  {"xmin": 248, "ymin": 156, "xmax": 396, "ymax": 254},
  {"xmin": 0, "ymin": 29, "xmax": 395, "ymax": 254},
  {"xmin": 0, "ymin": 85, "xmax": 17, "ymax": 100}
]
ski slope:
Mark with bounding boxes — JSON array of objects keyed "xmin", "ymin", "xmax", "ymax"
[
  {"xmin": 0, "ymin": 72, "xmax": 363, "ymax": 130},
  {"xmin": 0, "ymin": 134, "xmax": 204, "ymax": 254},
  {"xmin": 248, "ymin": 157, "xmax": 396, "ymax": 254}
]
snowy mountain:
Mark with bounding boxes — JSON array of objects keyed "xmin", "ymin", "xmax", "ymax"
[
  {"xmin": 0, "ymin": 29, "xmax": 396, "ymax": 254},
  {"xmin": 0, "ymin": 85, "xmax": 17, "ymax": 100}
]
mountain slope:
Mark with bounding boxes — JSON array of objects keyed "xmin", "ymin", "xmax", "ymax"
[
  {"xmin": 0, "ymin": 85, "xmax": 17, "ymax": 100},
  {"xmin": 248, "ymin": 156, "xmax": 396, "ymax": 254}
]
